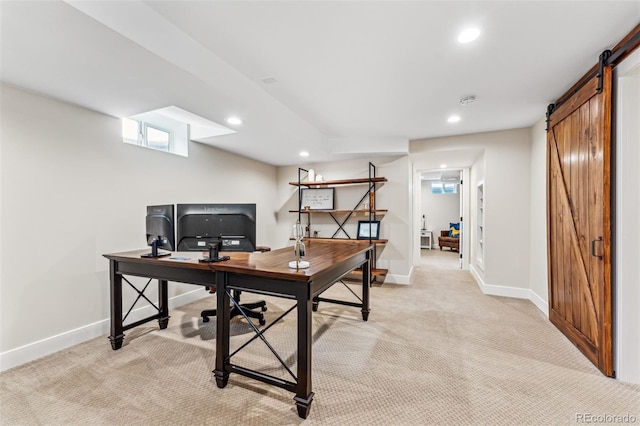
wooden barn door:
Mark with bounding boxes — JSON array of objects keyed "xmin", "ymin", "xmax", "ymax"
[{"xmin": 546, "ymin": 65, "xmax": 613, "ymax": 377}]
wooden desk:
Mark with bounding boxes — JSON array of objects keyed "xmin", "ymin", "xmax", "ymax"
[{"xmin": 104, "ymin": 239, "xmax": 371, "ymax": 419}]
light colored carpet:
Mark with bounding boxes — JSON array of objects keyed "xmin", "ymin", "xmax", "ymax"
[{"xmin": 1, "ymin": 250, "xmax": 638, "ymax": 425}]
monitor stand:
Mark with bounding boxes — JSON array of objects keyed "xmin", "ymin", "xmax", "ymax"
[
  {"xmin": 141, "ymin": 238, "xmax": 171, "ymax": 258},
  {"xmin": 199, "ymin": 242, "xmax": 230, "ymax": 263}
]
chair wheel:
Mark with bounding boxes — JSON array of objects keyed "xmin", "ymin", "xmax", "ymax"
[
  {"xmin": 203, "ymin": 316, "xmax": 209, "ymax": 323},
  {"xmin": 259, "ymin": 317, "xmax": 266, "ymax": 325},
  {"xmin": 261, "ymin": 306, "xmax": 267, "ymax": 312}
]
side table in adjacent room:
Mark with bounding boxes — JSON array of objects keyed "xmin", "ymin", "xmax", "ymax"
[{"xmin": 420, "ymin": 229, "xmax": 432, "ymax": 249}]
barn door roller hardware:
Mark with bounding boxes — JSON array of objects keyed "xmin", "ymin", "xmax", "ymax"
[
  {"xmin": 546, "ymin": 26, "xmax": 640, "ymax": 132},
  {"xmin": 596, "ymin": 50, "xmax": 612, "ymax": 94},
  {"xmin": 545, "ymin": 103, "xmax": 556, "ymax": 132}
]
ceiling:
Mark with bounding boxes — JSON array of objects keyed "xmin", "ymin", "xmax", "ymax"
[{"xmin": 1, "ymin": 1, "xmax": 638, "ymax": 166}]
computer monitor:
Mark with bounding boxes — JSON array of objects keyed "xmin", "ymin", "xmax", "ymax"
[
  {"xmin": 142, "ymin": 204, "xmax": 175, "ymax": 258},
  {"xmin": 176, "ymin": 204, "xmax": 256, "ymax": 253}
]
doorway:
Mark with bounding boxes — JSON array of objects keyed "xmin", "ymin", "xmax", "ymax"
[{"xmin": 418, "ymin": 168, "xmax": 466, "ymax": 268}]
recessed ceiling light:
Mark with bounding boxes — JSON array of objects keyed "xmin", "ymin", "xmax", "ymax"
[
  {"xmin": 447, "ymin": 115, "xmax": 461, "ymax": 123},
  {"xmin": 458, "ymin": 27, "xmax": 480, "ymax": 43},
  {"xmin": 226, "ymin": 116, "xmax": 242, "ymax": 125},
  {"xmin": 440, "ymin": 164, "xmax": 447, "ymax": 169},
  {"xmin": 299, "ymin": 151, "xmax": 310, "ymax": 157}
]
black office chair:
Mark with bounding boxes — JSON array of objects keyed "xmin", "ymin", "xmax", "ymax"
[{"xmin": 201, "ymin": 246, "xmax": 270, "ymax": 325}]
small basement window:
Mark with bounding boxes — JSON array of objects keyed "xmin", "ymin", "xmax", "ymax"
[
  {"xmin": 121, "ymin": 106, "xmax": 238, "ymax": 158},
  {"xmin": 431, "ymin": 182, "xmax": 458, "ymax": 194},
  {"xmin": 122, "ymin": 118, "xmax": 173, "ymax": 153},
  {"xmin": 145, "ymin": 124, "xmax": 171, "ymax": 151}
]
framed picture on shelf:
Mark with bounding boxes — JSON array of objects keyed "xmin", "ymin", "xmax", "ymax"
[
  {"xmin": 301, "ymin": 188, "xmax": 334, "ymax": 210},
  {"xmin": 357, "ymin": 220, "xmax": 380, "ymax": 240}
]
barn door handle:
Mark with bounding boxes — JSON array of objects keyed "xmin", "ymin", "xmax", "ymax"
[{"xmin": 591, "ymin": 237, "xmax": 603, "ymax": 260}]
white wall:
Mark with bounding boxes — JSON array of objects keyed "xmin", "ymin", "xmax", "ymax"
[
  {"xmin": 420, "ymin": 179, "xmax": 460, "ymax": 247},
  {"xmin": 276, "ymin": 155, "xmax": 413, "ymax": 284},
  {"xmin": 411, "ymin": 129, "xmax": 532, "ymax": 297},
  {"xmin": 528, "ymin": 117, "xmax": 549, "ymax": 314},
  {"xmin": 0, "ymin": 85, "xmax": 278, "ymax": 370},
  {"xmin": 613, "ymin": 48, "xmax": 640, "ymax": 384},
  {"xmin": 484, "ymin": 132, "xmax": 531, "ymax": 291}
]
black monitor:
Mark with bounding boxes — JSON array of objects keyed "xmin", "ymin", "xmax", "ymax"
[
  {"xmin": 142, "ymin": 204, "xmax": 175, "ymax": 258},
  {"xmin": 176, "ymin": 204, "xmax": 256, "ymax": 253}
]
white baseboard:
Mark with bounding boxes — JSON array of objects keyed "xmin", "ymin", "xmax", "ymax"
[
  {"xmin": 528, "ymin": 290, "xmax": 549, "ymax": 317},
  {"xmin": 385, "ymin": 268, "xmax": 412, "ymax": 285},
  {"xmin": 469, "ymin": 265, "xmax": 548, "ymax": 316},
  {"xmin": 0, "ymin": 289, "xmax": 210, "ymax": 372}
]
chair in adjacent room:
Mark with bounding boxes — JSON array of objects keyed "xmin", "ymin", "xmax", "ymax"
[
  {"xmin": 201, "ymin": 246, "xmax": 270, "ymax": 325},
  {"xmin": 438, "ymin": 223, "xmax": 460, "ymax": 252}
]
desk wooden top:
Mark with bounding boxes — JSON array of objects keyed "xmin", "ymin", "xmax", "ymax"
[{"xmin": 104, "ymin": 239, "xmax": 372, "ymax": 282}]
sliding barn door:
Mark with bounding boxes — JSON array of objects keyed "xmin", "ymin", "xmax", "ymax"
[{"xmin": 547, "ymin": 66, "xmax": 613, "ymax": 377}]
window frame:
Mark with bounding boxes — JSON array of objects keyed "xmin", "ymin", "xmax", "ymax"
[
  {"xmin": 142, "ymin": 122, "xmax": 173, "ymax": 152},
  {"xmin": 122, "ymin": 118, "xmax": 174, "ymax": 154}
]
